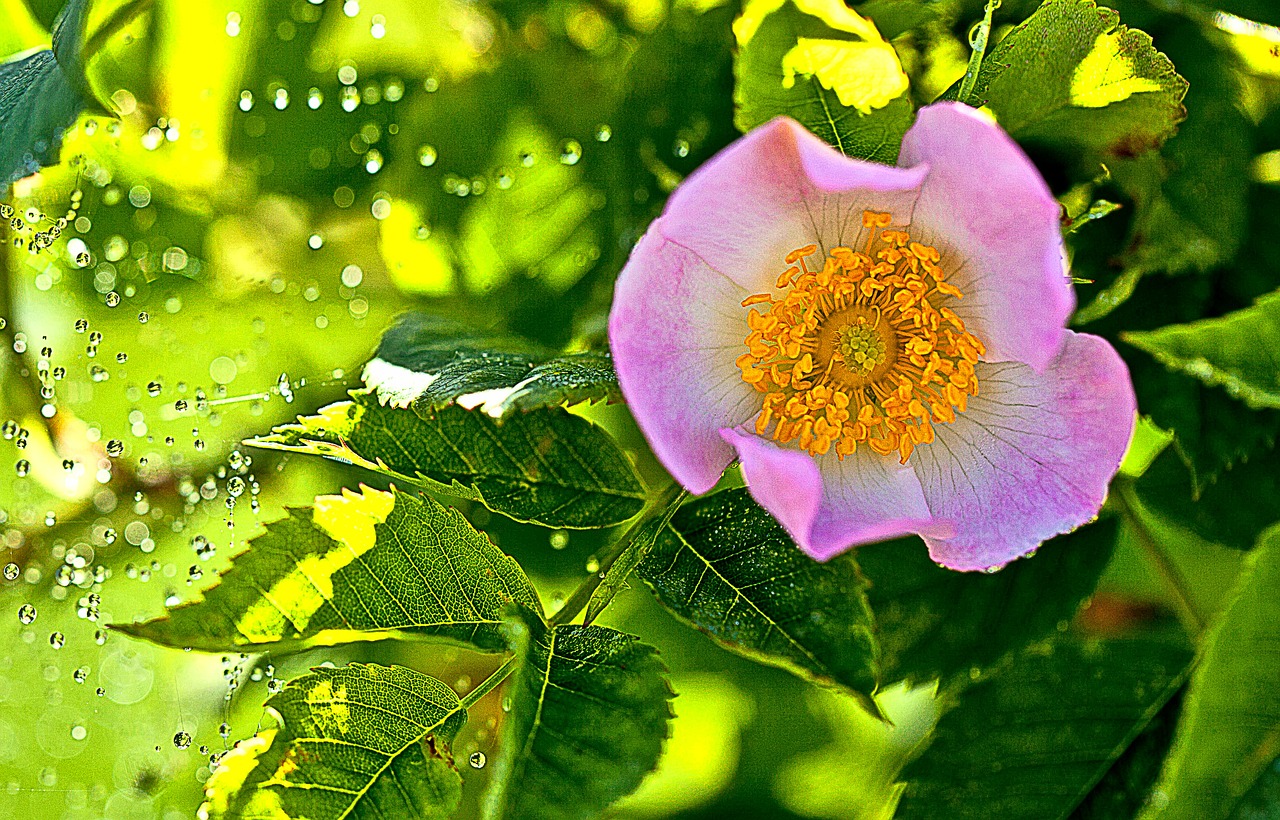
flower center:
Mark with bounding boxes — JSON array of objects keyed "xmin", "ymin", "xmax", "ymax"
[{"xmin": 737, "ymin": 210, "xmax": 986, "ymax": 463}]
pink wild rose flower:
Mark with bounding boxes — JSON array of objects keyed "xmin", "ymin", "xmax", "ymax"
[{"xmin": 608, "ymin": 103, "xmax": 1136, "ymax": 571}]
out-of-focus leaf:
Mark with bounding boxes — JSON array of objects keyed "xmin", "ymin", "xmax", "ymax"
[
  {"xmin": 637, "ymin": 488, "xmax": 879, "ymax": 706},
  {"xmin": 1227, "ymin": 755, "xmax": 1280, "ymax": 820},
  {"xmin": 115, "ymin": 487, "xmax": 541, "ymax": 652},
  {"xmin": 860, "ymin": 519, "xmax": 1118, "ymax": 687},
  {"xmin": 897, "ymin": 637, "xmax": 1193, "ymax": 820},
  {"xmin": 483, "ymin": 608, "xmax": 674, "ymax": 820},
  {"xmin": 365, "ymin": 313, "xmax": 621, "ymax": 415},
  {"xmin": 200, "ymin": 664, "xmax": 465, "ymax": 820},
  {"xmin": 1142, "ymin": 525, "xmax": 1280, "ymax": 820},
  {"xmin": 945, "ymin": 0, "xmax": 1186, "ymax": 158},
  {"xmin": 734, "ymin": 0, "xmax": 915, "ymax": 163},
  {"xmin": 0, "ymin": 0, "xmax": 90, "ymax": 187},
  {"xmin": 1125, "ymin": 290, "xmax": 1280, "ymax": 411},
  {"xmin": 250, "ymin": 389, "xmax": 644, "ymax": 529}
]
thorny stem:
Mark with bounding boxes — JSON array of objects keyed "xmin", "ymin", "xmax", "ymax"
[
  {"xmin": 550, "ymin": 481, "xmax": 686, "ymax": 628},
  {"xmin": 957, "ymin": 0, "xmax": 1001, "ymax": 106},
  {"xmin": 1115, "ymin": 481, "xmax": 1206, "ymax": 634},
  {"xmin": 457, "ymin": 482, "xmax": 687, "ymax": 715}
]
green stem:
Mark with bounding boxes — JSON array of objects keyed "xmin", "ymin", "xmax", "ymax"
[
  {"xmin": 1116, "ymin": 482, "xmax": 1206, "ymax": 633},
  {"xmin": 957, "ymin": 0, "xmax": 1000, "ymax": 106},
  {"xmin": 82, "ymin": 0, "xmax": 157, "ymax": 65},
  {"xmin": 460, "ymin": 654, "xmax": 518, "ymax": 710},
  {"xmin": 549, "ymin": 481, "xmax": 686, "ymax": 628}
]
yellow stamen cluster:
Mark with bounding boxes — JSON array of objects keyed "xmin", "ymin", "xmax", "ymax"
[{"xmin": 737, "ymin": 210, "xmax": 986, "ymax": 464}]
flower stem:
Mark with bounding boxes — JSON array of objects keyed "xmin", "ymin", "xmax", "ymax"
[
  {"xmin": 460, "ymin": 654, "xmax": 518, "ymax": 710},
  {"xmin": 1115, "ymin": 481, "xmax": 1206, "ymax": 634},
  {"xmin": 549, "ymin": 481, "xmax": 686, "ymax": 628},
  {"xmin": 958, "ymin": 0, "xmax": 1001, "ymax": 106}
]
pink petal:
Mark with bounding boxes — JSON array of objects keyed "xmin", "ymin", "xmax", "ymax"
[
  {"xmin": 899, "ymin": 102, "xmax": 1073, "ymax": 371},
  {"xmin": 659, "ymin": 117, "xmax": 927, "ymax": 294},
  {"xmin": 911, "ymin": 332, "xmax": 1136, "ymax": 572},
  {"xmin": 722, "ymin": 427, "xmax": 947, "ymax": 562},
  {"xmin": 609, "ymin": 229, "xmax": 763, "ymax": 494}
]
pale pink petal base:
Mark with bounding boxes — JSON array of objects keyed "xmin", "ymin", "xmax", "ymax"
[
  {"xmin": 899, "ymin": 103, "xmax": 1073, "ymax": 371},
  {"xmin": 723, "ymin": 427, "xmax": 948, "ymax": 561},
  {"xmin": 910, "ymin": 332, "xmax": 1136, "ymax": 571},
  {"xmin": 609, "ymin": 230, "xmax": 762, "ymax": 494}
]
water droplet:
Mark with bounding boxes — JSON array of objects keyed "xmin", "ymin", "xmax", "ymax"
[
  {"xmin": 418, "ymin": 145, "xmax": 438, "ymax": 167},
  {"xmin": 105, "ymin": 291, "xmax": 121, "ymax": 307},
  {"xmin": 584, "ymin": 556, "xmax": 600, "ymax": 573},
  {"xmin": 469, "ymin": 751, "xmax": 487, "ymax": 769},
  {"xmin": 673, "ymin": 138, "xmax": 690, "ymax": 158},
  {"xmin": 3, "ymin": 563, "xmax": 17, "ymax": 580},
  {"xmin": 147, "ymin": 380, "xmax": 162, "ymax": 397},
  {"xmin": 219, "ymin": 722, "xmax": 231, "ymax": 738},
  {"xmin": 227, "ymin": 476, "xmax": 246, "ymax": 497},
  {"xmin": 138, "ymin": 311, "xmax": 149, "ymax": 324},
  {"xmin": 15, "ymin": 459, "xmax": 30, "ymax": 477},
  {"xmin": 558, "ymin": 139, "xmax": 582, "ymax": 165},
  {"xmin": 595, "ymin": 124, "xmax": 612, "ymax": 142},
  {"xmin": 73, "ymin": 666, "xmax": 89, "ymax": 683},
  {"xmin": 17, "ymin": 604, "xmax": 36, "ymax": 624},
  {"xmin": 173, "ymin": 731, "xmax": 192, "ymax": 749},
  {"xmin": 49, "ymin": 631, "xmax": 65, "ymax": 649},
  {"xmin": 106, "ymin": 439, "xmax": 124, "ymax": 457}
]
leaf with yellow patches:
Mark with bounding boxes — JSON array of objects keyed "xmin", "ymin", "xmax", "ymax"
[
  {"xmin": 202, "ymin": 664, "xmax": 465, "ymax": 820},
  {"xmin": 114, "ymin": 487, "xmax": 542, "ymax": 653},
  {"xmin": 943, "ymin": 0, "xmax": 1186, "ymax": 158},
  {"xmin": 734, "ymin": 0, "xmax": 913, "ymax": 162}
]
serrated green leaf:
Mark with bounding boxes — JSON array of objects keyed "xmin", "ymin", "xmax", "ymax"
[
  {"xmin": 114, "ymin": 487, "xmax": 542, "ymax": 652},
  {"xmin": 636, "ymin": 488, "xmax": 879, "ymax": 704},
  {"xmin": 483, "ymin": 608, "xmax": 674, "ymax": 820},
  {"xmin": 860, "ymin": 519, "xmax": 1118, "ymax": 687},
  {"xmin": 1, "ymin": 0, "xmax": 90, "ymax": 188},
  {"xmin": 1142, "ymin": 525, "xmax": 1280, "ymax": 820},
  {"xmin": 946, "ymin": 0, "xmax": 1186, "ymax": 157},
  {"xmin": 1125, "ymin": 291, "xmax": 1280, "ymax": 411},
  {"xmin": 201, "ymin": 663, "xmax": 465, "ymax": 820},
  {"xmin": 734, "ymin": 0, "xmax": 915, "ymax": 163},
  {"xmin": 898, "ymin": 637, "xmax": 1193, "ymax": 820},
  {"xmin": 250, "ymin": 390, "xmax": 645, "ymax": 529},
  {"xmin": 364, "ymin": 313, "xmax": 620, "ymax": 417}
]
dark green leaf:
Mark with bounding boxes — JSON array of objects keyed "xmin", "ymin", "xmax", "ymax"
[
  {"xmin": 860, "ymin": 519, "xmax": 1118, "ymax": 687},
  {"xmin": 946, "ymin": 0, "xmax": 1186, "ymax": 158},
  {"xmin": 637, "ymin": 488, "xmax": 879, "ymax": 704},
  {"xmin": 1228, "ymin": 755, "xmax": 1280, "ymax": 820},
  {"xmin": 201, "ymin": 663, "xmax": 465, "ymax": 820},
  {"xmin": 250, "ymin": 389, "xmax": 645, "ymax": 528},
  {"xmin": 898, "ymin": 637, "xmax": 1193, "ymax": 820},
  {"xmin": 0, "ymin": 0, "xmax": 89, "ymax": 187},
  {"xmin": 1071, "ymin": 691, "xmax": 1183, "ymax": 820},
  {"xmin": 366, "ymin": 313, "xmax": 620, "ymax": 416},
  {"xmin": 1125, "ymin": 290, "xmax": 1280, "ymax": 411},
  {"xmin": 1142, "ymin": 525, "xmax": 1280, "ymax": 820},
  {"xmin": 1135, "ymin": 446, "xmax": 1280, "ymax": 551},
  {"xmin": 115, "ymin": 487, "xmax": 542, "ymax": 652},
  {"xmin": 734, "ymin": 0, "xmax": 915, "ymax": 163},
  {"xmin": 483, "ymin": 608, "xmax": 674, "ymax": 820}
]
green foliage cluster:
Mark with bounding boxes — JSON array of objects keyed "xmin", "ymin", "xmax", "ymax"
[{"xmin": 3, "ymin": 0, "xmax": 1280, "ymax": 817}]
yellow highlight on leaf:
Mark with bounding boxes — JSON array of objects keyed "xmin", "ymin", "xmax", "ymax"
[
  {"xmin": 235, "ymin": 486, "xmax": 394, "ymax": 643},
  {"xmin": 1070, "ymin": 31, "xmax": 1164, "ymax": 108},
  {"xmin": 199, "ymin": 729, "xmax": 283, "ymax": 820},
  {"xmin": 304, "ymin": 678, "xmax": 353, "ymax": 737},
  {"xmin": 735, "ymin": 0, "xmax": 908, "ymax": 115}
]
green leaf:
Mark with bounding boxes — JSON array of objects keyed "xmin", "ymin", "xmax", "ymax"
[
  {"xmin": 1070, "ymin": 691, "xmax": 1183, "ymax": 820},
  {"xmin": 1228, "ymin": 755, "xmax": 1280, "ymax": 820},
  {"xmin": 250, "ymin": 389, "xmax": 645, "ymax": 529},
  {"xmin": 0, "ymin": 0, "xmax": 90, "ymax": 188},
  {"xmin": 897, "ymin": 637, "xmax": 1194, "ymax": 820},
  {"xmin": 1135, "ymin": 446, "xmax": 1280, "ymax": 551},
  {"xmin": 946, "ymin": 0, "xmax": 1187, "ymax": 158},
  {"xmin": 483, "ymin": 608, "xmax": 674, "ymax": 820},
  {"xmin": 734, "ymin": 0, "xmax": 915, "ymax": 163},
  {"xmin": 636, "ymin": 488, "xmax": 879, "ymax": 705},
  {"xmin": 1142, "ymin": 525, "xmax": 1280, "ymax": 820},
  {"xmin": 860, "ymin": 519, "xmax": 1118, "ymax": 687},
  {"xmin": 114, "ymin": 487, "xmax": 542, "ymax": 652},
  {"xmin": 201, "ymin": 663, "xmax": 465, "ymax": 820},
  {"xmin": 365, "ymin": 313, "xmax": 620, "ymax": 417},
  {"xmin": 1125, "ymin": 290, "xmax": 1280, "ymax": 411}
]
